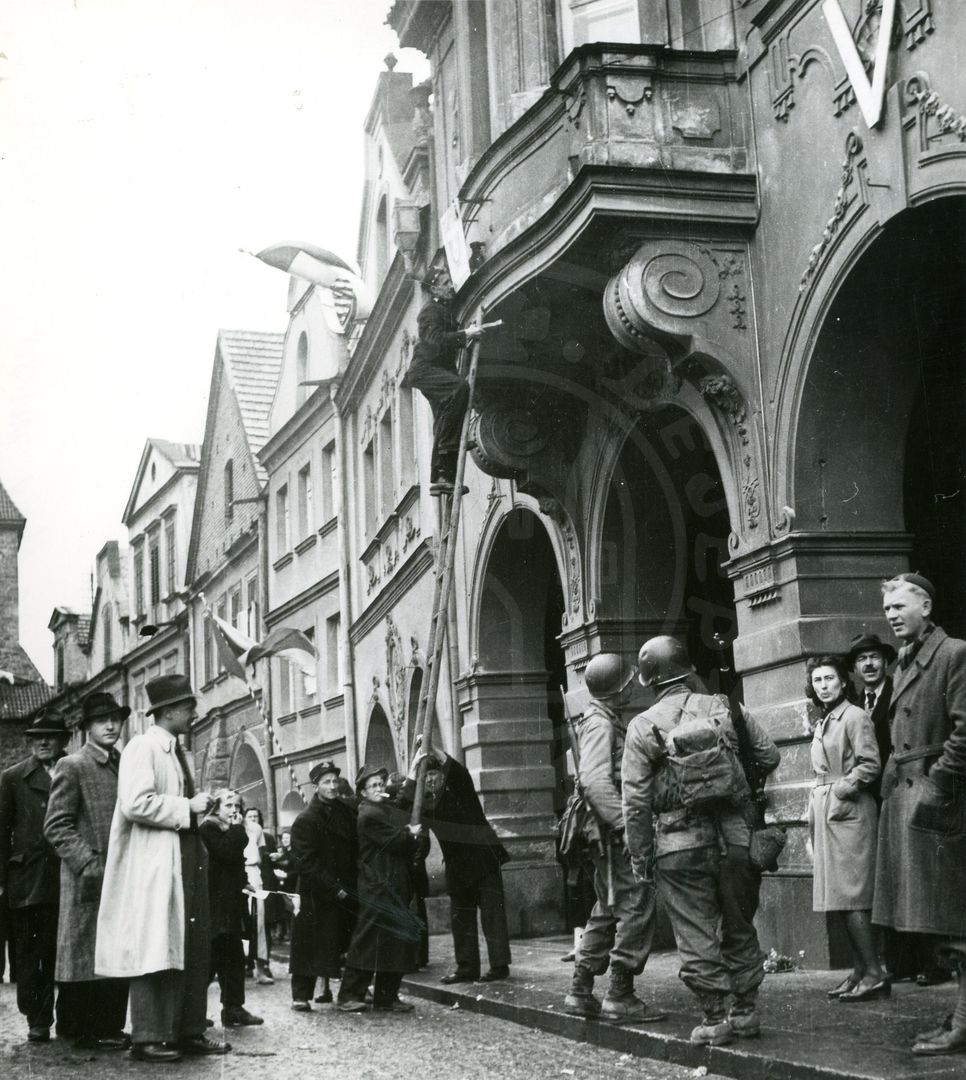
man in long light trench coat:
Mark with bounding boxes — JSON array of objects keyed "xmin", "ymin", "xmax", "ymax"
[
  {"xmin": 44, "ymin": 692, "xmax": 130, "ymax": 1049},
  {"xmin": 873, "ymin": 574, "xmax": 966, "ymax": 1056},
  {"xmin": 95, "ymin": 674, "xmax": 229, "ymax": 1062}
]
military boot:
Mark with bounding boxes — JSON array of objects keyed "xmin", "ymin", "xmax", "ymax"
[
  {"xmin": 563, "ymin": 963, "xmax": 601, "ymax": 1018},
  {"xmin": 728, "ymin": 990, "xmax": 761, "ymax": 1038},
  {"xmin": 601, "ymin": 964, "xmax": 667, "ymax": 1024},
  {"xmin": 690, "ymin": 992, "xmax": 734, "ymax": 1046}
]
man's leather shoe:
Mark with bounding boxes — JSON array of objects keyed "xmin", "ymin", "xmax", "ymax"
[
  {"xmin": 838, "ymin": 978, "xmax": 891, "ymax": 1002},
  {"xmin": 916, "ymin": 1013, "xmax": 953, "ymax": 1043},
  {"xmin": 373, "ymin": 999, "xmax": 415, "ymax": 1013},
  {"xmin": 440, "ymin": 971, "xmax": 477, "ymax": 984},
  {"xmin": 912, "ymin": 1026, "xmax": 966, "ymax": 1056},
  {"xmin": 827, "ymin": 976, "xmax": 858, "ymax": 999},
  {"xmin": 27, "ymin": 1026, "xmax": 50, "ymax": 1043},
  {"xmin": 130, "ymin": 1043, "xmax": 183, "ymax": 1062},
  {"xmin": 480, "ymin": 965, "xmax": 510, "ymax": 982},
  {"xmin": 916, "ymin": 968, "xmax": 951, "ymax": 987},
  {"xmin": 178, "ymin": 1035, "xmax": 231, "ymax": 1055},
  {"xmin": 221, "ymin": 1007, "xmax": 263, "ymax": 1027}
]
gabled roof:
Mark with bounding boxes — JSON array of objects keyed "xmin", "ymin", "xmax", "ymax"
[
  {"xmin": 122, "ymin": 437, "xmax": 201, "ymax": 525},
  {"xmin": 0, "ymin": 477, "xmax": 27, "ymax": 546},
  {"xmin": 218, "ymin": 330, "xmax": 284, "ymax": 473},
  {"xmin": 185, "ymin": 330, "xmax": 283, "ymax": 585}
]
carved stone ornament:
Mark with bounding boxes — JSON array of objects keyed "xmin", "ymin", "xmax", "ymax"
[
  {"xmin": 606, "ymin": 75, "xmax": 653, "ymax": 116},
  {"xmin": 604, "ymin": 240, "xmax": 722, "ymax": 354},
  {"xmin": 468, "ymin": 403, "xmax": 553, "ymax": 479},
  {"xmin": 904, "ymin": 72, "xmax": 966, "ymax": 154},
  {"xmin": 800, "ymin": 131, "xmax": 865, "ymax": 292},
  {"xmin": 385, "ymin": 615, "xmax": 406, "ymax": 728},
  {"xmin": 699, "ymin": 374, "xmax": 762, "ymax": 538}
]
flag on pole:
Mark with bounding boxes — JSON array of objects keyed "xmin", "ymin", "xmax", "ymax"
[
  {"xmin": 208, "ymin": 613, "xmax": 318, "ymax": 688},
  {"xmin": 255, "ymin": 241, "xmax": 374, "ymax": 332}
]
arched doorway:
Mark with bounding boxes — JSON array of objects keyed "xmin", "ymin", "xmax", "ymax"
[
  {"xmin": 471, "ymin": 506, "xmax": 568, "ymax": 934},
  {"xmin": 364, "ymin": 703, "xmax": 399, "ymax": 773},
  {"xmin": 230, "ymin": 739, "xmax": 268, "ymax": 819},
  {"xmin": 279, "ymin": 789, "xmax": 306, "ymax": 830},
  {"xmin": 601, "ymin": 404, "xmax": 736, "ymax": 691},
  {"xmin": 795, "ymin": 197, "xmax": 966, "ymax": 633}
]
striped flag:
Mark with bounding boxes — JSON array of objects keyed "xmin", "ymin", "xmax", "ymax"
[
  {"xmin": 209, "ymin": 613, "xmax": 318, "ymax": 689},
  {"xmin": 255, "ymin": 241, "xmax": 373, "ymax": 332}
]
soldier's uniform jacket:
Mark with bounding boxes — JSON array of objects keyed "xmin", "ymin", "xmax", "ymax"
[
  {"xmin": 622, "ymin": 684, "xmax": 779, "ymax": 865},
  {"xmin": 575, "ymin": 699, "xmax": 627, "ymax": 832}
]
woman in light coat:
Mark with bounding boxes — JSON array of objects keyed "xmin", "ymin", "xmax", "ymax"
[{"xmin": 807, "ymin": 655, "xmax": 886, "ymax": 1002}]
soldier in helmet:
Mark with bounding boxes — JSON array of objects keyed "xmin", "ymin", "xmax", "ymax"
[
  {"xmin": 622, "ymin": 636, "xmax": 779, "ymax": 1046},
  {"xmin": 563, "ymin": 654, "xmax": 666, "ymax": 1024}
]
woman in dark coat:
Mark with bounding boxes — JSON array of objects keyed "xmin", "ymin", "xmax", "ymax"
[
  {"xmin": 200, "ymin": 790, "xmax": 263, "ymax": 1027},
  {"xmin": 338, "ymin": 765, "xmax": 427, "ymax": 1013},
  {"xmin": 289, "ymin": 761, "xmax": 358, "ymax": 1010}
]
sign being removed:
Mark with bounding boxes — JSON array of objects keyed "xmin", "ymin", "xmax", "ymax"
[
  {"xmin": 440, "ymin": 200, "xmax": 472, "ymax": 291},
  {"xmin": 822, "ymin": 0, "xmax": 897, "ymax": 128}
]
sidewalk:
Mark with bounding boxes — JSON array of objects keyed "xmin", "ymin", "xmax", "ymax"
[{"xmin": 400, "ymin": 936, "xmax": 965, "ymax": 1080}]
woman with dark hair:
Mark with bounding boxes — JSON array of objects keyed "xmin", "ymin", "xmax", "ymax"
[
  {"xmin": 806, "ymin": 654, "xmax": 886, "ymax": 1002},
  {"xmin": 199, "ymin": 790, "xmax": 263, "ymax": 1027}
]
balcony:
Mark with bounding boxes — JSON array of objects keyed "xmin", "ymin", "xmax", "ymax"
[{"xmin": 459, "ymin": 43, "xmax": 757, "ymax": 280}]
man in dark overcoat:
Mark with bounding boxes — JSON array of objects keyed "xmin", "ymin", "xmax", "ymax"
[
  {"xmin": 873, "ymin": 574, "xmax": 966, "ymax": 1056},
  {"xmin": 0, "ymin": 707, "xmax": 69, "ymax": 1042},
  {"xmin": 403, "ymin": 740, "xmax": 511, "ymax": 984},
  {"xmin": 289, "ymin": 760, "xmax": 358, "ymax": 1010},
  {"xmin": 338, "ymin": 765, "xmax": 425, "ymax": 1013},
  {"xmin": 43, "ymin": 692, "xmax": 130, "ymax": 1048}
]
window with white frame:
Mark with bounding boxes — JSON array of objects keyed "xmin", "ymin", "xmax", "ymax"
[
  {"xmin": 321, "ymin": 440, "xmax": 336, "ymax": 522},
  {"xmin": 216, "ymin": 595, "xmax": 228, "ymax": 673},
  {"xmin": 379, "ymin": 410, "xmax": 394, "ymax": 519},
  {"xmin": 164, "ymin": 517, "xmax": 177, "ymax": 596},
  {"xmin": 362, "ymin": 441, "xmax": 376, "ymax": 538},
  {"xmin": 277, "ymin": 656, "xmax": 295, "ymax": 715},
  {"xmin": 276, "ymin": 484, "xmax": 290, "ymax": 553},
  {"xmin": 134, "ymin": 544, "xmax": 145, "ymax": 617},
  {"xmin": 230, "ymin": 584, "xmax": 242, "ymax": 629},
  {"xmin": 326, "ymin": 613, "xmax": 341, "ymax": 696},
  {"xmin": 298, "ymin": 464, "xmax": 314, "ymax": 539},
  {"xmin": 246, "ymin": 572, "xmax": 259, "ymax": 638}
]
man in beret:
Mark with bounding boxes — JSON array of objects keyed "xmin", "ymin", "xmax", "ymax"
[
  {"xmin": 0, "ymin": 708, "xmax": 69, "ymax": 1042},
  {"xmin": 94, "ymin": 674, "xmax": 228, "ymax": 1062},
  {"xmin": 874, "ymin": 574, "xmax": 966, "ymax": 1055},
  {"xmin": 44, "ymin": 692, "xmax": 130, "ymax": 1049},
  {"xmin": 289, "ymin": 760, "xmax": 357, "ymax": 1011}
]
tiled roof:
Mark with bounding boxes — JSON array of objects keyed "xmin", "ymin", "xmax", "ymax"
[
  {"xmin": 150, "ymin": 439, "xmax": 201, "ymax": 468},
  {"xmin": 0, "ymin": 679, "xmax": 52, "ymax": 721},
  {"xmin": 219, "ymin": 330, "xmax": 284, "ymax": 477},
  {"xmin": 0, "ymin": 641, "xmax": 43, "ymax": 682},
  {"xmin": 0, "ymin": 477, "xmax": 26, "ymax": 530}
]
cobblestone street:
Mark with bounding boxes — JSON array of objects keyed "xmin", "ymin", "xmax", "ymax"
[{"xmin": 0, "ymin": 974, "xmax": 720, "ymax": 1080}]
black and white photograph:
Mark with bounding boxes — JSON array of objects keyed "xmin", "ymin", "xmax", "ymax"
[{"xmin": 1, "ymin": 1, "xmax": 965, "ymax": 1077}]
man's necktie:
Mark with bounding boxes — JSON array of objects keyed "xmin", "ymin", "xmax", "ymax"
[
  {"xmin": 174, "ymin": 741, "xmax": 196, "ymax": 798},
  {"xmin": 865, "ymin": 690, "xmax": 875, "ymax": 712}
]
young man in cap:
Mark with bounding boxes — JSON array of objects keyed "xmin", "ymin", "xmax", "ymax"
[
  {"xmin": 400, "ymin": 263, "xmax": 486, "ymax": 496},
  {"xmin": 874, "ymin": 574, "xmax": 966, "ymax": 1056},
  {"xmin": 94, "ymin": 674, "xmax": 228, "ymax": 1062},
  {"xmin": 44, "ymin": 692, "xmax": 131, "ymax": 1049},
  {"xmin": 0, "ymin": 707, "xmax": 69, "ymax": 1042},
  {"xmin": 289, "ymin": 760, "xmax": 357, "ymax": 1011}
]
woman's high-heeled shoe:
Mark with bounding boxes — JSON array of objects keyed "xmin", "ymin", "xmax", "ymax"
[
  {"xmin": 827, "ymin": 976, "xmax": 859, "ymax": 999},
  {"xmin": 839, "ymin": 978, "xmax": 891, "ymax": 1002}
]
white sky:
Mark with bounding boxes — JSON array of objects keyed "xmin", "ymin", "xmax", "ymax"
[{"xmin": 0, "ymin": 0, "xmax": 428, "ymax": 681}]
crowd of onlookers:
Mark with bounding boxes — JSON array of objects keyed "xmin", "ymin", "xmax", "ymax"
[{"xmin": 0, "ymin": 572, "xmax": 963, "ymax": 1062}]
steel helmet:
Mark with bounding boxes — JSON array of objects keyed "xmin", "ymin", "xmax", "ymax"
[
  {"xmin": 584, "ymin": 653, "xmax": 635, "ymax": 700},
  {"xmin": 637, "ymin": 636, "xmax": 693, "ymax": 688}
]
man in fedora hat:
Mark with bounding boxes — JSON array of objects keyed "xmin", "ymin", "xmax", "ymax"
[
  {"xmin": 94, "ymin": 674, "xmax": 229, "ymax": 1062},
  {"xmin": 846, "ymin": 633, "xmax": 897, "ymax": 805},
  {"xmin": 289, "ymin": 760, "xmax": 357, "ymax": 1011},
  {"xmin": 0, "ymin": 706, "xmax": 69, "ymax": 1041},
  {"xmin": 44, "ymin": 691, "xmax": 131, "ymax": 1049}
]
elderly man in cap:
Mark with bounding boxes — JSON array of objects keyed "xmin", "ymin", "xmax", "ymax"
[
  {"xmin": 874, "ymin": 574, "xmax": 966, "ymax": 1056},
  {"xmin": 0, "ymin": 707, "xmax": 69, "ymax": 1042},
  {"xmin": 338, "ymin": 764, "xmax": 425, "ymax": 1013},
  {"xmin": 44, "ymin": 692, "xmax": 130, "ymax": 1049},
  {"xmin": 563, "ymin": 653, "xmax": 664, "ymax": 1024},
  {"xmin": 94, "ymin": 674, "xmax": 228, "ymax": 1062},
  {"xmin": 289, "ymin": 760, "xmax": 358, "ymax": 1011}
]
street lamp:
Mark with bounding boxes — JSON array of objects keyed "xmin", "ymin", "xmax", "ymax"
[{"xmin": 393, "ymin": 200, "xmax": 422, "ymax": 274}]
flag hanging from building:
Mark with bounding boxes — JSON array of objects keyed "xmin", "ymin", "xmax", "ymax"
[
  {"xmin": 255, "ymin": 241, "xmax": 373, "ymax": 332},
  {"xmin": 209, "ymin": 612, "xmax": 317, "ymax": 687}
]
